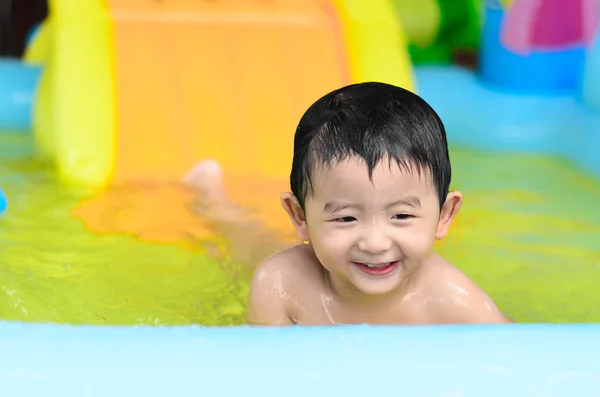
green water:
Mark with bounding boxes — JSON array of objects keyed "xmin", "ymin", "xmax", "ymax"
[
  {"xmin": 0, "ymin": 133, "xmax": 599, "ymax": 324},
  {"xmin": 0, "ymin": 134, "xmax": 249, "ymax": 325}
]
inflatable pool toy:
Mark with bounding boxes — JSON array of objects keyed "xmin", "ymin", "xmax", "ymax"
[
  {"xmin": 0, "ymin": 187, "xmax": 6, "ymax": 214},
  {"xmin": 392, "ymin": 0, "xmax": 482, "ymax": 65},
  {"xmin": 500, "ymin": 0, "xmax": 597, "ymax": 56},
  {"xmin": 30, "ymin": 0, "xmax": 415, "ymax": 187},
  {"xmin": 416, "ymin": 0, "xmax": 600, "ymax": 178},
  {"xmin": 480, "ymin": 0, "xmax": 598, "ymax": 93},
  {"xmin": 0, "ymin": 12, "xmax": 47, "ymax": 134},
  {"xmin": 0, "ymin": 59, "xmax": 41, "ymax": 132},
  {"xmin": 581, "ymin": 29, "xmax": 600, "ymax": 112},
  {"xmin": 23, "ymin": 19, "xmax": 51, "ymax": 66},
  {"xmin": 0, "ymin": 19, "xmax": 46, "ymax": 133}
]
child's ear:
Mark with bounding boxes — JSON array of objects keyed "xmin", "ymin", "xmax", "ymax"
[
  {"xmin": 281, "ymin": 192, "xmax": 310, "ymax": 242},
  {"xmin": 436, "ymin": 191, "xmax": 463, "ymax": 240}
]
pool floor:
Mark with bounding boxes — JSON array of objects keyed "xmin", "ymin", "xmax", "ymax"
[{"xmin": 0, "ymin": 133, "xmax": 599, "ymax": 324}]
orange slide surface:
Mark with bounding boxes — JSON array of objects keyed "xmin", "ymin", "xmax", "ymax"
[
  {"xmin": 74, "ymin": 0, "xmax": 353, "ymax": 245},
  {"xmin": 66, "ymin": 0, "xmax": 415, "ymax": 248},
  {"xmin": 108, "ymin": 0, "xmax": 351, "ymax": 184}
]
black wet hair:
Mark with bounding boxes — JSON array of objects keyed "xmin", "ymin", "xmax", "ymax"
[{"xmin": 289, "ymin": 81, "xmax": 451, "ymax": 210}]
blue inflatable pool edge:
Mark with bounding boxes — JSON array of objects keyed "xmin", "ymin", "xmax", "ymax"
[
  {"xmin": 415, "ymin": 66, "xmax": 600, "ymax": 177},
  {"xmin": 0, "ymin": 322, "xmax": 598, "ymax": 396}
]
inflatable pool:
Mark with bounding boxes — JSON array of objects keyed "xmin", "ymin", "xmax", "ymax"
[
  {"xmin": 0, "ymin": 126, "xmax": 599, "ymax": 394},
  {"xmin": 0, "ymin": 0, "xmax": 599, "ymax": 396},
  {"xmin": 0, "ymin": 323, "xmax": 599, "ymax": 396}
]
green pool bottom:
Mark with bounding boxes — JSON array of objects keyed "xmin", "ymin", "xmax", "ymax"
[{"xmin": 0, "ymin": 133, "xmax": 599, "ymax": 325}]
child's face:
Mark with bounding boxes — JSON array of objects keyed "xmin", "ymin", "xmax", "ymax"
[{"xmin": 286, "ymin": 157, "xmax": 462, "ymax": 297}]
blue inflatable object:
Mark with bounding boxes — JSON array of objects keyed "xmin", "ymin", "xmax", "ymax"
[
  {"xmin": 415, "ymin": 66, "xmax": 600, "ymax": 178},
  {"xmin": 581, "ymin": 32, "xmax": 600, "ymax": 113},
  {"xmin": 0, "ymin": 323, "xmax": 598, "ymax": 396},
  {"xmin": 479, "ymin": 5, "xmax": 586, "ymax": 93},
  {"xmin": 0, "ymin": 188, "xmax": 5, "ymax": 214},
  {"xmin": 0, "ymin": 59, "xmax": 41, "ymax": 132}
]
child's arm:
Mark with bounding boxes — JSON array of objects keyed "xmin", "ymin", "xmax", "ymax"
[{"xmin": 246, "ymin": 260, "xmax": 295, "ymax": 326}]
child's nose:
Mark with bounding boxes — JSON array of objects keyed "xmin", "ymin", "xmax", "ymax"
[{"xmin": 357, "ymin": 229, "xmax": 392, "ymax": 254}]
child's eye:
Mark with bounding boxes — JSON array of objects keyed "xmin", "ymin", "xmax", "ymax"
[
  {"xmin": 393, "ymin": 214, "xmax": 413, "ymax": 220},
  {"xmin": 333, "ymin": 216, "xmax": 357, "ymax": 223}
]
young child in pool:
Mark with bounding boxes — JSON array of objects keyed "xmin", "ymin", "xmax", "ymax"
[{"xmin": 188, "ymin": 82, "xmax": 510, "ymax": 325}]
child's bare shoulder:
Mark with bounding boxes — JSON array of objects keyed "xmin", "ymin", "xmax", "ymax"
[
  {"xmin": 246, "ymin": 244, "xmax": 322, "ymax": 325},
  {"xmin": 253, "ymin": 244, "xmax": 322, "ymax": 285},
  {"xmin": 419, "ymin": 254, "xmax": 509, "ymax": 323}
]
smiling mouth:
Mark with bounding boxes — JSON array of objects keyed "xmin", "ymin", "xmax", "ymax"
[{"xmin": 353, "ymin": 261, "xmax": 399, "ymax": 276}]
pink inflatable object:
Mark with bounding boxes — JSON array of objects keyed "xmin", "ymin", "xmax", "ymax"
[{"xmin": 500, "ymin": 0, "xmax": 598, "ymax": 54}]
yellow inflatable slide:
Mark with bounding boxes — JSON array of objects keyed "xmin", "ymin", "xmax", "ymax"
[{"xmin": 27, "ymin": 0, "xmax": 415, "ymax": 188}]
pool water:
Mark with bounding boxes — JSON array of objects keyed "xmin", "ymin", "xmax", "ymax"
[{"xmin": 0, "ymin": 132, "xmax": 599, "ymax": 324}]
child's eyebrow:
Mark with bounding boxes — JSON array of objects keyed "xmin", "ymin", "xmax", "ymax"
[
  {"xmin": 387, "ymin": 196, "xmax": 421, "ymax": 209},
  {"xmin": 322, "ymin": 201, "xmax": 358, "ymax": 214},
  {"xmin": 322, "ymin": 196, "xmax": 421, "ymax": 214}
]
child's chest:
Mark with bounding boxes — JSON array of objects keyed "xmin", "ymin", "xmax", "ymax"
[{"xmin": 290, "ymin": 292, "xmax": 431, "ymax": 326}]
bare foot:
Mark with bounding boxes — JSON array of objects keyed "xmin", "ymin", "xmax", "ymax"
[
  {"xmin": 184, "ymin": 159, "xmax": 245, "ymax": 223},
  {"xmin": 184, "ymin": 159, "xmax": 227, "ymax": 202}
]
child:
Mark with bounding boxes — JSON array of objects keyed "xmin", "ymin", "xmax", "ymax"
[{"xmin": 189, "ymin": 82, "xmax": 510, "ymax": 325}]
